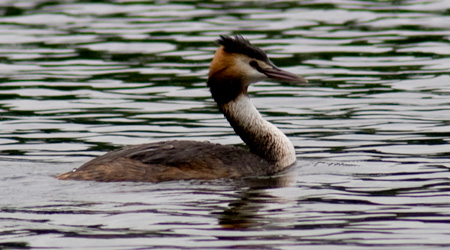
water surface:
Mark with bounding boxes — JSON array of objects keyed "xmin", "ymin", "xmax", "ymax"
[{"xmin": 1, "ymin": 0, "xmax": 450, "ymax": 249}]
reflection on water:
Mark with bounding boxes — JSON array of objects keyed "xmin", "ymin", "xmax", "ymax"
[{"xmin": 1, "ymin": 0, "xmax": 450, "ymax": 249}]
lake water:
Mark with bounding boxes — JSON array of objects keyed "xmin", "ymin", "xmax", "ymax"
[{"xmin": 1, "ymin": 0, "xmax": 450, "ymax": 249}]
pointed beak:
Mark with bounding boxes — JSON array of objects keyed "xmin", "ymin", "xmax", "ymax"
[{"xmin": 262, "ymin": 66, "xmax": 308, "ymax": 84}]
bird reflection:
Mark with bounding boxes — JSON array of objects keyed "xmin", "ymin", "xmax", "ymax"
[{"xmin": 216, "ymin": 166, "xmax": 296, "ymax": 230}]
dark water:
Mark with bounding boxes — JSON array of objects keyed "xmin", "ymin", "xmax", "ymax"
[{"xmin": 1, "ymin": 0, "xmax": 450, "ymax": 249}]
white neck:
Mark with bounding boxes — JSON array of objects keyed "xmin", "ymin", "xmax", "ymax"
[{"xmin": 220, "ymin": 95, "xmax": 296, "ymax": 170}]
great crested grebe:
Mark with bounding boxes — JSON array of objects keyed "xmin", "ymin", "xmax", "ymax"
[{"xmin": 58, "ymin": 35, "xmax": 307, "ymax": 182}]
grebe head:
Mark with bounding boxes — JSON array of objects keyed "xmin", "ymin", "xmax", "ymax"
[{"xmin": 207, "ymin": 35, "xmax": 307, "ymax": 104}]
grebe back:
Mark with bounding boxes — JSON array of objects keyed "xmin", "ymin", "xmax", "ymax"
[{"xmin": 58, "ymin": 35, "xmax": 307, "ymax": 182}]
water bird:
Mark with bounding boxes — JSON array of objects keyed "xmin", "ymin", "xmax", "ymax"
[{"xmin": 58, "ymin": 35, "xmax": 307, "ymax": 182}]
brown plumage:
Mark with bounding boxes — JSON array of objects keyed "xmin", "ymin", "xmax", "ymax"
[{"xmin": 58, "ymin": 141, "xmax": 274, "ymax": 182}]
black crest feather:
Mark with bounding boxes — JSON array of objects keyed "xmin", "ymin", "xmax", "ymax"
[{"xmin": 217, "ymin": 35, "xmax": 269, "ymax": 62}]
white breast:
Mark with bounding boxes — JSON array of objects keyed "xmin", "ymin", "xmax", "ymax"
[{"xmin": 222, "ymin": 95, "xmax": 296, "ymax": 169}]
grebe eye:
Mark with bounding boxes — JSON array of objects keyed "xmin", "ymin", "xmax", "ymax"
[{"xmin": 249, "ymin": 60, "xmax": 259, "ymax": 68}]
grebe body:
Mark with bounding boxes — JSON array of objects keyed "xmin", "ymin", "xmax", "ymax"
[{"xmin": 58, "ymin": 35, "xmax": 307, "ymax": 182}]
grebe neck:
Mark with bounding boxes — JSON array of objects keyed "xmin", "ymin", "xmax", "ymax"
[{"xmin": 219, "ymin": 94, "xmax": 296, "ymax": 170}]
